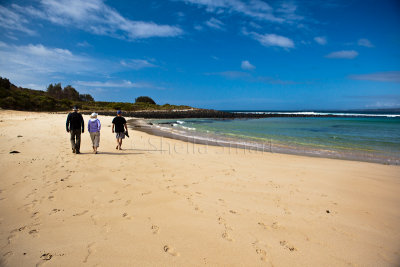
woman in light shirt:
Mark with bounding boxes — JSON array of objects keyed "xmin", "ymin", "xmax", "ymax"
[{"xmin": 88, "ymin": 113, "xmax": 101, "ymax": 154}]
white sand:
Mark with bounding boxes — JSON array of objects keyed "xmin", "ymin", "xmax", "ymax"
[{"xmin": 0, "ymin": 110, "xmax": 399, "ymax": 266}]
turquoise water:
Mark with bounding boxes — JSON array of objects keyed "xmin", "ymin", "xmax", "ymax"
[{"xmin": 151, "ymin": 115, "xmax": 400, "ymax": 164}]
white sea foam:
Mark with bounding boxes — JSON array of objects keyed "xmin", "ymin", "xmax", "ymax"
[{"xmin": 233, "ymin": 111, "xmax": 400, "ymax": 118}]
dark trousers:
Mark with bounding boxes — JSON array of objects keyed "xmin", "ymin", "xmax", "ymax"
[{"xmin": 70, "ymin": 129, "xmax": 81, "ymax": 152}]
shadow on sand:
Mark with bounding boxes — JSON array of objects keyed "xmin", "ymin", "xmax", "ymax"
[
  {"xmin": 94, "ymin": 151, "xmax": 145, "ymax": 155},
  {"xmin": 74, "ymin": 151, "xmax": 144, "ymax": 155}
]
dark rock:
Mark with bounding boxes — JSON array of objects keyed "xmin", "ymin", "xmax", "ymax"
[
  {"xmin": 10, "ymin": 151, "xmax": 20, "ymax": 154},
  {"xmin": 326, "ymin": 210, "xmax": 330, "ymax": 213},
  {"xmin": 40, "ymin": 253, "xmax": 52, "ymax": 260}
]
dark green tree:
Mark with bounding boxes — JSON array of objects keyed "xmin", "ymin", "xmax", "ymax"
[
  {"xmin": 62, "ymin": 85, "xmax": 80, "ymax": 101},
  {"xmin": 47, "ymin": 83, "xmax": 63, "ymax": 99},
  {"xmin": 79, "ymin": 94, "xmax": 94, "ymax": 102},
  {"xmin": 135, "ymin": 96, "xmax": 156, "ymax": 105},
  {"xmin": 0, "ymin": 77, "xmax": 11, "ymax": 89}
]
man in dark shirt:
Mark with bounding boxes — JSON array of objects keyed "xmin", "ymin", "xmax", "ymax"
[
  {"xmin": 66, "ymin": 106, "xmax": 84, "ymax": 154},
  {"xmin": 112, "ymin": 110, "xmax": 128, "ymax": 150}
]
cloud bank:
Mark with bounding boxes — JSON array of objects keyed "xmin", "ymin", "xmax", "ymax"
[
  {"xmin": 349, "ymin": 71, "xmax": 400, "ymax": 83},
  {"xmin": 6, "ymin": 0, "xmax": 183, "ymax": 40}
]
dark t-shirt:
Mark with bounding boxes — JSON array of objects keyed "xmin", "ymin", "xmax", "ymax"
[
  {"xmin": 66, "ymin": 112, "xmax": 84, "ymax": 131},
  {"xmin": 112, "ymin": 116, "xmax": 126, "ymax": 133}
]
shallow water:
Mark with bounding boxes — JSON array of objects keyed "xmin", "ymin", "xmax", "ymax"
[{"xmin": 150, "ymin": 114, "xmax": 400, "ymax": 165}]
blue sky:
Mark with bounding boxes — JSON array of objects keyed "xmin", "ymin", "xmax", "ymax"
[{"xmin": 0, "ymin": 0, "xmax": 399, "ymax": 110}]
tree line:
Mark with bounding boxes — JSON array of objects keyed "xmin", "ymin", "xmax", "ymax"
[
  {"xmin": 0, "ymin": 76, "xmax": 191, "ymax": 111},
  {"xmin": 47, "ymin": 83, "xmax": 94, "ymax": 102}
]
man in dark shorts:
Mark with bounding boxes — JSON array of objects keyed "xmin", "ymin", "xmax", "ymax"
[
  {"xmin": 112, "ymin": 110, "xmax": 128, "ymax": 150},
  {"xmin": 66, "ymin": 106, "xmax": 84, "ymax": 154}
]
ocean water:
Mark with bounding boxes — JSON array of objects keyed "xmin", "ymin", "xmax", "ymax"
[{"xmin": 150, "ymin": 111, "xmax": 400, "ymax": 164}]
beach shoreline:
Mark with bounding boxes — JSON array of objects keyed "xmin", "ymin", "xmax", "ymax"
[
  {"xmin": 127, "ymin": 118, "xmax": 400, "ymax": 165},
  {"xmin": 0, "ymin": 110, "xmax": 399, "ymax": 266}
]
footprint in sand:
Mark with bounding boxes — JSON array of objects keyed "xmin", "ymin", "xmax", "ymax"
[
  {"xmin": 271, "ymin": 222, "xmax": 280, "ymax": 229},
  {"xmin": 29, "ymin": 229, "xmax": 39, "ymax": 237},
  {"xmin": 2, "ymin": 251, "xmax": 13, "ymax": 262},
  {"xmin": 252, "ymin": 241, "xmax": 269, "ymax": 262},
  {"xmin": 73, "ymin": 210, "xmax": 88, "ymax": 217},
  {"xmin": 163, "ymin": 245, "xmax": 179, "ymax": 256},
  {"xmin": 255, "ymin": 248, "xmax": 268, "ymax": 262},
  {"xmin": 7, "ymin": 233, "xmax": 16, "ymax": 245},
  {"xmin": 122, "ymin": 213, "xmax": 132, "ymax": 220},
  {"xmin": 90, "ymin": 215, "xmax": 99, "ymax": 225},
  {"xmin": 9, "ymin": 226, "xmax": 26, "ymax": 243},
  {"xmin": 258, "ymin": 222, "xmax": 268, "ymax": 230},
  {"xmin": 280, "ymin": 240, "xmax": 297, "ymax": 251},
  {"xmin": 222, "ymin": 231, "xmax": 234, "ymax": 242},
  {"xmin": 35, "ymin": 252, "xmax": 53, "ymax": 266},
  {"xmin": 83, "ymin": 243, "xmax": 96, "ymax": 263},
  {"xmin": 151, "ymin": 225, "xmax": 159, "ymax": 234}
]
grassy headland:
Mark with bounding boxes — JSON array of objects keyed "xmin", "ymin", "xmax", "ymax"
[{"xmin": 0, "ymin": 76, "xmax": 192, "ymax": 112}]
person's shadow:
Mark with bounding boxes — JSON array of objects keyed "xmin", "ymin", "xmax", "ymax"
[{"xmin": 95, "ymin": 151, "xmax": 145, "ymax": 155}]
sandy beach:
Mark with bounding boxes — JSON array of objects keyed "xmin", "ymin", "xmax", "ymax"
[{"xmin": 0, "ymin": 110, "xmax": 399, "ymax": 266}]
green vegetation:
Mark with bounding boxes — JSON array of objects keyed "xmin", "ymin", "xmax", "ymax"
[
  {"xmin": 135, "ymin": 96, "xmax": 156, "ymax": 105},
  {"xmin": 0, "ymin": 77, "xmax": 192, "ymax": 112}
]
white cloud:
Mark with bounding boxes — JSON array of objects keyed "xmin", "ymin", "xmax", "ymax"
[
  {"xmin": 0, "ymin": 5, "xmax": 36, "ymax": 35},
  {"xmin": 248, "ymin": 32, "xmax": 295, "ymax": 48},
  {"xmin": 365, "ymin": 101, "xmax": 400, "ymax": 108},
  {"xmin": 349, "ymin": 71, "xmax": 400, "ymax": 82},
  {"xmin": 194, "ymin": 24, "xmax": 204, "ymax": 31},
  {"xmin": 0, "ymin": 42, "xmax": 166, "ymax": 92},
  {"xmin": 314, "ymin": 36, "xmax": 327, "ymax": 45},
  {"xmin": 325, "ymin": 50, "xmax": 358, "ymax": 59},
  {"xmin": 120, "ymin": 59, "xmax": 157, "ymax": 70},
  {"xmin": 0, "ymin": 43, "xmax": 88, "ymax": 74},
  {"xmin": 206, "ymin": 71, "xmax": 251, "ymax": 79},
  {"xmin": 276, "ymin": 2, "xmax": 303, "ymax": 21},
  {"xmin": 180, "ymin": 0, "xmax": 293, "ymax": 23},
  {"xmin": 241, "ymin": 60, "xmax": 255, "ymax": 70},
  {"xmin": 0, "ymin": 42, "xmax": 104, "ymax": 88},
  {"xmin": 205, "ymin": 17, "xmax": 225, "ymax": 30},
  {"xmin": 74, "ymin": 80, "xmax": 164, "ymax": 90},
  {"xmin": 357, "ymin": 38, "xmax": 374, "ymax": 48},
  {"xmin": 10, "ymin": 0, "xmax": 183, "ymax": 40},
  {"xmin": 77, "ymin": 41, "xmax": 92, "ymax": 47}
]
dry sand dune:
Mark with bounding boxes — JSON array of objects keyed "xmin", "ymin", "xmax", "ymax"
[{"xmin": 0, "ymin": 110, "xmax": 399, "ymax": 266}]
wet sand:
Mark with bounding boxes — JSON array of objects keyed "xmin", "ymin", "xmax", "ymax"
[{"xmin": 0, "ymin": 110, "xmax": 399, "ymax": 266}]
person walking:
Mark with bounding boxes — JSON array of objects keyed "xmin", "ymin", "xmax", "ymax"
[
  {"xmin": 66, "ymin": 106, "xmax": 84, "ymax": 154},
  {"xmin": 88, "ymin": 112, "xmax": 101, "ymax": 154},
  {"xmin": 112, "ymin": 110, "xmax": 128, "ymax": 150}
]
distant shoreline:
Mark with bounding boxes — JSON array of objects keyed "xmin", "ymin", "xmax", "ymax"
[{"xmin": 81, "ymin": 109, "xmax": 400, "ymax": 119}]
